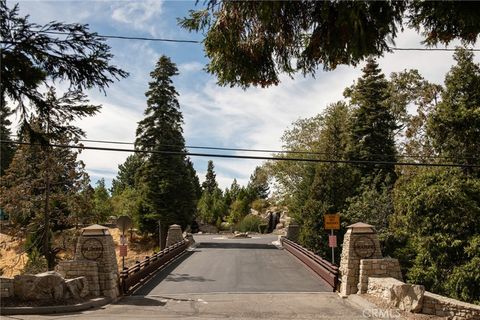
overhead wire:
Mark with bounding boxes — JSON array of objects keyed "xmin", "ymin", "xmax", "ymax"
[
  {"xmin": 2, "ymin": 140, "xmax": 479, "ymax": 169},
  {"xmin": 6, "ymin": 30, "xmax": 478, "ymax": 52}
]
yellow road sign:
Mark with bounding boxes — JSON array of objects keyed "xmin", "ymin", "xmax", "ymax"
[{"xmin": 324, "ymin": 213, "xmax": 340, "ymax": 230}]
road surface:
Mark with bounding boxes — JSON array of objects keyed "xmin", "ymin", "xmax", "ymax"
[{"xmin": 7, "ymin": 234, "xmax": 373, "ymax": 319}]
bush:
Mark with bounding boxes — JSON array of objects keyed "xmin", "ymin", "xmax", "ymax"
[
  {"xmin": 251, "ymin": 199, "xmax": 269, "ymax": 213},
  {"xmin": 235, "ymin": 215, "xmax": 264, "ymax": 232},
  {"xmin": 258, "ymin": 224, "xmax": 268, "ymax": 234}
]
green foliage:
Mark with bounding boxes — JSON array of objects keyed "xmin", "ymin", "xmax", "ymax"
[
  {"xmin": 92, "ymin": 179, "xmax": 112, "ymax": 223},
  {"xmin": 392, "ymin": 168, "xmax": 480, "ymax": 303},
  {"xmin": 228, "ymin": 197, "xmax": 250, "ymax": 224},
  {"xmin": 0, "ymin": 98, "xmax": 14, "ymax": 176},
  {"xmin": 111, "ymin": 154, "xmax": 143, "ymax": 196},
  {"xmin": 0, "ymin": 2, "xmax": 127, "ymax": 134},
  {"xmin": 197, "ymin": 187, "xmax": 227, "ymax": 225},
  {"xmin": 251, "ymin": 199, "xmax": 269, "ymax": 213},
  {"xmin": 180, "ymin": 1, "xmax": 479, "ymax": 88},
  {"xmin": 22, "ymin": 248, "xmax": 48, "ymax": 275},
  {"xmin": 235, "ymin": 215, "xmax": 264, "ymax": 233},
  {"xmin": 428, "ymin": 48, "xmax": 480, "ymax": 174},
  {"xmin": 202, "ymin": 160, "xmax": 218, "ymax": 194},
  {"xmin": 247, "ymin": 166, "xmax": 269, "ymax": 199},
  {"xmin": 346, "ymin": 57, "xmax": 397, "ymax": 185},
  {"xmin": 135, "ymin": 56, "xmax": 198, "ymax": 237}
]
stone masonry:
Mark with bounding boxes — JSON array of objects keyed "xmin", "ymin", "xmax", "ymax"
[
  {"xmin": 339, "ymin": 222, "xmax": 382, "ymax": 296},
  {"xmin": 73, "ymin": 225, "xmax": 119, "ymax": 299},
  {"xmin": 56, "ymin": 260, "xmax": 100, "ymax": 297},
  {"xmin": 166, "ymin": 224, "xmax": 183, "ymax": 247},
  {"xmin": 0, "ymin": 277, "xmax": 14, "ymax": 298},
  {"xmin": 421, "ymin": 291, "xmax": 480, "ymax": 319},
  {"xmin": 358, "ymin": 258, "xmax": 402, "ymax": 293}
]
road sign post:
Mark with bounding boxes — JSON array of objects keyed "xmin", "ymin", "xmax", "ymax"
[
  {"xmin": 116, "ymin": 216, "xmax": 132, "ymax": 270},
  {"xmin": 324, "ymin": 213, "xmax": 340, "ymax": 265}
]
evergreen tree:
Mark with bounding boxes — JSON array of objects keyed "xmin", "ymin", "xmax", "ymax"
[
  {"xmin": 247, "ymin": 166, "xmax": 269, "ymax": 200},
  {"xmin": 1, "ymin": 2, "xmax": 127, "ymax": 134},
  {"xmin": 202, "ymin": 160, "xmax": 218, "ymax": 194},
  {"xmin": 345, "ymin": 57, "xmax": 397, "ymax": 186},
  {"xmin": 92, "ymin": 178, "xmax": 112, "ymax": 223},
  {"xmin": 0, "ymin": 97, "xmax": 14, "ymax": 175},
  {"xmin": 180, "ymin": 1, "xmax": 479, "ymax": 88},
  {"xmin": 428, "ymin": 48, "xmax": 480, "ymax": 175},
  {"xmin": 135, "ymin": 55, "xmax": 196, "ymax": 246},
  {"xmin": 111, "ymin": 154, "xmax": 143, "ymax": 196}
]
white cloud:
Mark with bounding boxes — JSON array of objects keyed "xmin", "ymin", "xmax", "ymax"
[
  {"xmin": 179, "ymin": 62, "xmax": 204, "ymax": 73},
  {"xmin": 111, "ymin": 0, "xmax": 164, "ymax": 36}
]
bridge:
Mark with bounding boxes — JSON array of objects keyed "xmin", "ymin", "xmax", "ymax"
[{"xmin": 61, "ymin": 234, "xmax": 369, "ymax": 319}]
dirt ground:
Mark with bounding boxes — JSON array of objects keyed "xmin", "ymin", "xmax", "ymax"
[{"xmin": 0, "ymin": 225, "xmax": 158, "ymax": 277}]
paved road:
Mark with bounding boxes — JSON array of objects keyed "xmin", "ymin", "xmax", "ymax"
[
  {"xmin": 134, "ymin": 234, "xmax": 330, "ymax": 295},
  {"xmin": 8, "ymin": 234, "xmax": 375, "ymax": 319}
]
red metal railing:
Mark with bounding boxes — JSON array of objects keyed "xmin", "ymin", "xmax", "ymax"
[
  {"xmin": 119, "ymin": 240, "xmax": 189, "ymax": 293},
  {"xmin": 281, "ymin": 237, "xmax": 339, "ymax": 291}
]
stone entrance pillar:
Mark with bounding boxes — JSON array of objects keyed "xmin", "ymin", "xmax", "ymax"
[
  {"xmin": 339, "ymin": 222, "xmax": 382, "ymax": 296},
  {"xmin": 166, "ymin": 224, "xmax": 183, "ymax": 247}
]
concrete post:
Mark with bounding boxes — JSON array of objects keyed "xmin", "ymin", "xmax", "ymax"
[{"xmin": 166, "ymin": 224, "xmax": 183, "ymax": 247}]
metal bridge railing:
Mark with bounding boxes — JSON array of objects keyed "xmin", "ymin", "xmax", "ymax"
[
  {"xmin": 119, "ymin": 239, "xmax": 189, "ymax": 294},
  {"xmin": 280, "ymin": 237, "xmax": 339, "ymax": 291}
]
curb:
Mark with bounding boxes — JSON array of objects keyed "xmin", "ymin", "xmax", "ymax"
[{"xmin": 0, "ymin": 297, "xmax": 112, "ymax": 315}]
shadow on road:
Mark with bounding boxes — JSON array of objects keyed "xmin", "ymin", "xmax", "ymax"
[
  {"xmin": 165, "ymin": 273, "xmax": 214, "ymax": 282},
  {"xmin": 132, "ymin": 250, "xmax": 205, "ymax": 296},
  {"xmin": 196, "ymin": 242, "xmax": 277, "ymax": 250},
  {"xmin": 115, "ymin": 296, "xmax": 168, "ymax": 306}
]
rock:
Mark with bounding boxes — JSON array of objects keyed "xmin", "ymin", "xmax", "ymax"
[
  {"xmin": 233, "ymin": 232, "xmax": 250, "ymax": 238},
  {"xmin": 14, "ymin": 271, "xmax": 66, "ymax": 301},
  {"xmin": 275, "ymin": 223, "xmax": 284, "ymax": 229},
  {"xmin": 367, "ymin": 277, "xmax": 425, "ymax": 313},
  {"xmin": 185, "ymin": 233, "xmax": 195, "ymax": 246},
  {"xmin": 250, "ymin": 209, "xmax": 260, "ymax": 216},
  {"xmin": 65, "ymin": 277, "xmax": 89, "ymax": 299}
]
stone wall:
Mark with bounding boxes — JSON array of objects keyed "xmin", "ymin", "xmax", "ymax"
[
  {"xmin": 0, "ymin": 277, "xmax": 14, "ymax": 298},
  {"xmin": 421, "ymin": 291, "xmax": 480, "ymax": 319},
  {"xmin": 358, "ymin": 258, "xmax": 402, "ymax": 293},
  {"xmin": 366, "ymin": 277, "xmax": 480, "ymax": 319},
  {"xmin": 339, "ymin": 223, "xmax": 382, "ymax": 295},
  {"xmin": 367, "ymin": 277, "xmax": 425, "ymax": 313},
  {"xmin": 56, "ymin": 260, "xmax": 100, "ymax": 297}
]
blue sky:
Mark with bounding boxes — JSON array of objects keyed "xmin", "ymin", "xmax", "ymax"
[{"xmin": 9, "ymin": 1, "xmax": 480, "ymax": 190}]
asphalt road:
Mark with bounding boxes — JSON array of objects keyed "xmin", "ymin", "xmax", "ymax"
[
  {"xmin": 133, "ymin": 234, "xmax": 331, "ymax": 295},
  {"xmin": 8, "ymin": 235, "xmax": 374, "ymax": 319}
]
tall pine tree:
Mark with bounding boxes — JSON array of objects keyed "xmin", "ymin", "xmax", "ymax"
[
  {"xmin": 135, "ymin": 56, "xmax": 197, "ymax": 247},
  {"xmin": 0, "ymin": 96, "xmax": 14, "ymax": 175},
  {"xmin": 346, "ymin": 57, "xmax": 397, "ymax": 186}
]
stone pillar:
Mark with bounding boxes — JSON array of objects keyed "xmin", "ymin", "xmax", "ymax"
[
  {"xmin": 339, "ymin": 222, "xmax": 382, "ymax": 296},
  {"xmin": 286, "ymin": 222, "xmax": 300, "ymax": 242},
  {"xmin": 166, "ymin": 224, "xmax": 183, "ymax": 247},
  {"xmin": 74, "ymin": 224, "xmax": 119, "ymax": 299}
]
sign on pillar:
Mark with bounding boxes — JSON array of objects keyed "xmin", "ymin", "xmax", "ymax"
[{"xmin": 324, "ymin": 213, "xmax": 340, "ymax": 265}]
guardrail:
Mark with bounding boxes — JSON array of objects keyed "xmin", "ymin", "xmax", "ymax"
[
  {"xmin": 280, "ymin": 237, "xmax": 339, "ymax": 291},
  {"xmin": 119, "ymin": 239, "xmax": 189, "ymax": 294}
]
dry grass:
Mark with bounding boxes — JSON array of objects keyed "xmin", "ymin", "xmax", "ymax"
[{"xmin": 0, "ymin": 225, "xmax": 158, "ymax": 277}]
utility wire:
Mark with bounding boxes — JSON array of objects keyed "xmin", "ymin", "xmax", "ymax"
[
  {"xmin": 2, "ymin": 140, "xmax": 479, "ymax": 168},
  {"xmin": 9, "ymin": 135, "xmax": 479, "ymax": 160},
  {"xmin": 73, "ymin": 138, "xmax": 480, "ymax": 161},
  {"xmin": 13, "ymin": 30, "xmax": 480, "ymax": 52}
]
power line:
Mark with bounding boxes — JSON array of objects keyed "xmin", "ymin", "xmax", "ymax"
[
  {"xmin": 73, "ymin": 138, "xmax": 480, "ymax": 161},
  {"xmin": 23, "ymin": 30, "xmax": 480, "ymax": 52},
  {"xmin": 2, "ymin": 140, "xmax": 479, "ymax": 169}
]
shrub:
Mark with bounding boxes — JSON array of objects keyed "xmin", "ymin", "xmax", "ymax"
[{"xmin": 235, "ymin": 215, "xmax": 264, "ymax": 232}]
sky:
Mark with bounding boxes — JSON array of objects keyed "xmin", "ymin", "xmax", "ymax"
[{"xmin": 8, "ymin": 1, "xmax": 480, "ymax": 190}]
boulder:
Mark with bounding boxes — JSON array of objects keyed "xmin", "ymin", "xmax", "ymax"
[
  {"xmin": 14, "ymin": 271, "xmax": 66, "ymax": 301},
  {"xmin": 65, "ymin": 277, "xmax": 89, "ymax": 299},
  {"xmin": 367, "ymin": 277, "xmax": 425, "ymax": 313}
]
